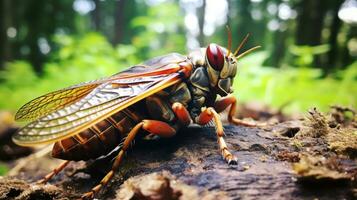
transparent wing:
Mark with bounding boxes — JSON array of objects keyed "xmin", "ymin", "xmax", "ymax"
[
  {"xmin": 15, "ymin": 80, "xmax": 106, "ymax": 121},
  {"xmin": 13, "ymin": 73, "xmax": 182, "ymax": 146},
  {"xmin": 15, "ymin": 53, "xmax": 187, "ymax": 121}
]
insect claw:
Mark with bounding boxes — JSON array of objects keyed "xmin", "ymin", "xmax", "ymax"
[
  {"xmin": 81, "ymin": 191, "xmax": 94, "ymax": 200},
  {"xmin": 228, "ymin": 158, "xmax": 238, "ymax": 165}
]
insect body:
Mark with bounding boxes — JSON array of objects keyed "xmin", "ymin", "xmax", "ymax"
[{"xmin": 13, "ymin": 33, "xmax": 259, "ymax": 199}]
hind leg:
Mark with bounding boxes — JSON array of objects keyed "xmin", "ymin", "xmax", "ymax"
[
  {"xmin": 37, "ymin": 160, "xmax": 70, "ymax": 184},
  {"xmin": 81, "ymin": 120, "xmax": 176, "ymax": 199}
]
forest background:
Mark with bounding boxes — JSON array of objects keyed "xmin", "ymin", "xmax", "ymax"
[{"xmin": 0, "ymin": 0, "xmax": 356, "ymax": 115}]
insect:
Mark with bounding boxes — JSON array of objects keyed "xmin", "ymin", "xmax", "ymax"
[{"xmin": 13, "ymin": 29, "xmax": 260, "ymax": 199}]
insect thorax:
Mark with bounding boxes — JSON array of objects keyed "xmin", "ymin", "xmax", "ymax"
[
  {"xmin": 186, "ymin": 49, "xmax": 217, "ymax": 117},
  {"xmin": 145, "ymin": 49, "xmax": 216, "ymax": 122}
]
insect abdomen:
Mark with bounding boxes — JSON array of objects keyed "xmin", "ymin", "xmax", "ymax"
[{"xmin": 52, "ymin": 108, "xmax": 142, "ymax": 161}]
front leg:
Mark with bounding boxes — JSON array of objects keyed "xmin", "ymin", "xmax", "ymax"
[
  {"xmin": 214, "ymin": 95, "xmax": 259, "ymax": 127},
  {"xmin": 172, "ymin": 102, "xmax": 192, "ymax": 126},
  {"xmin": 196, "ymin": 107, "xmax": 237, "ymax": 165}
]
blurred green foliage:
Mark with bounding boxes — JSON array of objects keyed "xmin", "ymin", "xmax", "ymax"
[
  {"xmin": 235, "ymin": 52, "xmax": 357, "ymax": 113},
  {"xmin": 0, "ymin": 163, "xmax": 9, "ymax": 175},
  {"xmin": 289, "ymin": 44, "xmax": 330, "ymax": 67},
  {"xmin": 0, "ymin": 33, "xmax": 123, "ymax": 111},
  {"xmin": 0, "ymin": 2, "xmax": 187, "ymax": 113},
  {"xmin": 0, "ymin": 1, "xmax": 356, "ymax": 116},
  {"xmin": 0, "ymin": 32, "xmax": 356, "ymax": 115},
  {"xmin": 131, "ymin": 2, "xmax": 186, "ymax": 58}
]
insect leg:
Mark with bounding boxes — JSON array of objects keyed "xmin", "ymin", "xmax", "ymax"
[
  {"xmin": 81, "ymin": 120, "xmax": 176, "ymax": 199},
  {"xmin": 37, "ymin": 160, "xmax": 70, "ymax": 184},
  {"xmin": 196, "ymin": 107, "xmax": 237, "ymax": 165},
  {"xmin": 214, "ymin": 95, "xmax": 258, "ymax": 127},
  {"xmin": 172, "ymin": 102, "xmax": 192, "ymax": 126}
]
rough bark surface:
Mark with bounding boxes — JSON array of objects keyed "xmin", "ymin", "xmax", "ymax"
[{"xmin": 1, "ymin": 115, "xmax": 356, "ymax": 200}]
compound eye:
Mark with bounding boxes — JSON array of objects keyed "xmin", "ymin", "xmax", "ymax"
[{"xmin": 206, "ymin": 43, "xmax": 224, "ymax": 71}]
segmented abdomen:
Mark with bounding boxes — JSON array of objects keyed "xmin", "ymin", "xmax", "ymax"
[{"xmin": 52, "ymin": 107, "xmax": 144, "ymax": 161}]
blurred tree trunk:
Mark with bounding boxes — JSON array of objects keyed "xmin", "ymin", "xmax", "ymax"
[
  {"xmin": 295, "ymin": 0, "xmax": 328, "ymax": 69},
  {"xmin": 326, "ymin": 1, "xmax": 343, "ymax": 70},
  {"xmin": 234, "ymin": 0, "xmax": 257, "ymax": 50},
  {"xmin": 114, "ymin": 0, "xmax": 127, "ymax": 44},
  {"xmin": 114, "ymin": 0, "xmax": 136, "ymax": 44},
  {"xmin": 197, "ymin": 0, "xmax": 206, "ymax": 46},
  {"xmin": 264, "ymin": 0, "xmax": 286, "ymax": 67},
  {"xmin": 114, "ymin": 0, "xmax": 126, "ymax": 44},
  {"xmin": 267, "ymin": 30, "xmax": 288, "ymax": 67},
  {"xmin": 325, "ymin": 0, "xmax": 344, "ymax": 74},
  {"xmin": 21, "ymin": 0, "xmax": 75, "ymax": 73},
  {"xmin": 296, "ymin": 0, "xmax": 327, "ymax": 46},
  {"xmin": 0, "ymin": 0, "xmax": 5, "ymax": 69},
  {"xmin": 92, "ymin": 0, "xmax": 101, "ymax": 31},
  {"xmin": 24, "ymin": 0, "xmax": 46, "ymax": 73},
  {"xmin": 0, "ymin": 0, "xmax": 12, "ymax": 70},
  {"xmin": 341, "ymin": 26, "xmax": 357, "ymax": 68}
]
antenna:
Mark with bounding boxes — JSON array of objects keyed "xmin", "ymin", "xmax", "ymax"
[
  {"xmin": 226, "ymin": 25, "xmax": 232, "ymax": 56},
  {"xmin": 236, "ymin": 46, "xmax": 261, "ymax": 59},
  {"xmin": 234, "ymin": 33, "xmax": 250, "ymax": 56}
]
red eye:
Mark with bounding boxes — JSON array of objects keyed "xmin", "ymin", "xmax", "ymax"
[{"xmin": 206, "ymin": 43, "xmax": 224, "ymax": 71}]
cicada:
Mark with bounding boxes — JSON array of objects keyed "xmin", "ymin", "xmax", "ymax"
[{"xmin": 13, "ymin": 30, "xmax": 259, "ymax": 199}]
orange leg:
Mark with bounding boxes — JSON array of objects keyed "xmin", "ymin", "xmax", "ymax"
[
  {"xmin": 196, "ymin": 107, "xmax": 237, "ymax": 165},
  {"xmin": 172, "ymin": 102, "xmax": 192, "ymax": 126},
  {"xmin": 37, "ymin": 160, "xmax": 70, "ymax": 184},
  {"xmin": 81, "ymin": 120, "xmax": 176, "ymax": 199},
  {"xmin": 214, "ymin": 95, "xmax": 258, "ymax": 127}
]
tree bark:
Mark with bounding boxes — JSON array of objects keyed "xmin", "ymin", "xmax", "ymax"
[{"xmin": 1, "ymin": 120, "xmax": 355, "ymax": 199}]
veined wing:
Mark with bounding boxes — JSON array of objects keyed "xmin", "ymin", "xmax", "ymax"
[
  {"xmin": 13, "ymin": 73, "xmax": 182, "ymax": 146},
  {"xmin": 15, "ymin": 53, "xmax": 187, "ymax": 122},
  {"xmin": 15, "ymin": 80, "xmax": 104, "ymax": 121}
]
